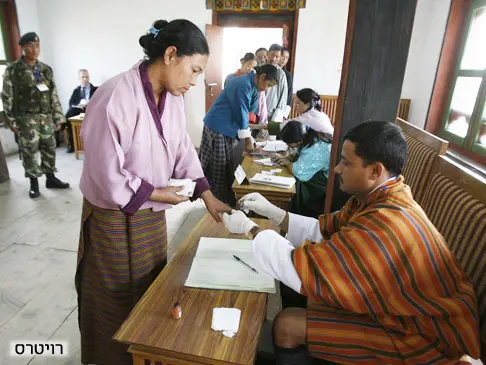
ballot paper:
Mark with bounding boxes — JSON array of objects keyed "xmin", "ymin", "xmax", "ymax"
[
  {"xmin": 168, "ymin": 178, "xmax": 196, "ymax": 197},
  {"xmin": 262, "ymin": 141, "xmax": 288, "ymax": 153},
  {"xmin": 250, "ymin": 173, "xmax": 296, "ymax": 189},
  {"xmin": 253, "ymin": 158, "xmax": 280, "ymax": 167},
  {"xmin": 184, "ymin": 237, "xmax": 276, "ymax": 293}
]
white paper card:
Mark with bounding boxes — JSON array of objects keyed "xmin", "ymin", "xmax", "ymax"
[
  {"xmin": 168, "ymin": 178, "xmax": 196, "ymax": 197},
  {"xmin": 254, "ymin": 158, "xmax": 279, "ymax": 167},
  {"xmin": 36, "ymin": 83, "xmax": 49, "ymax": 92},
  {"xmin": 234, "ymin": 165, "xmax": 247, "ymax": 185},
  {"xmin": 262, "ymin": 141, "xmax": 288, "ymax": 152},
  {"xmin": 250, "ymin": 173, "xmax": 296, "ymax": 189},
  {"xmin": 211, "ymin": 308, "xmax": 241, "ymax": 333}
]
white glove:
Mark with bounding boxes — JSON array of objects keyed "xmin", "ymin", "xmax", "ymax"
[
  {"xmin": 252, "ymin": 230, "xmax": 302, "ymax": 293},
  {"xmin": 222, "ymin": 210, "xmax": 258, "ymax": 235},
  {"xmin": 239, "ymin": 193, "xmax": 286, "ymax": 226}
]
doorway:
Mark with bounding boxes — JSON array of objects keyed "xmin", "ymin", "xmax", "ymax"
[
  {"xmin": 222, "ymin": 27, "xmax": 283, "ymax": 89},
  {"xmin": 205, "ymin": 10, "xmax": 299, "ymax": 113}
]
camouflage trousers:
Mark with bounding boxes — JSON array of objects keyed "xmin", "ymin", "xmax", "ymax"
[{"xmin": 17, "ymin": 116, "xmax": 57, "ymax": 178}]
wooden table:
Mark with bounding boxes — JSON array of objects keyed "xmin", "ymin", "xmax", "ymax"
[
  {"xmin": 114, "ymin": 213, "xmax": 278, "ymax": 365},
  {"xmin": 232, "ymin": 156, "xmax": 296, "ymax": 210},
  {"xmin": 68, "ymin": 115, "xmax": 84, "ymax": 159}
]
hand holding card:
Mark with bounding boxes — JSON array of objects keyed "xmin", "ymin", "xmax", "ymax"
[{"xmin": 168, "ymin": 179, "xmax": 196, "ymax": 197}]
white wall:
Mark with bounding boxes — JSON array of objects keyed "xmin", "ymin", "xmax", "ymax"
[
  {"xmin": 293, "ymin": 0, "xmax": 349, "ymax": 95},
  {"xmin": 401, "ymin": 0, "xmax": 451, "ymax": 127},
  {"xmin": 31, "ymin": 0, "xmax": 212, "ymax": 147},
  {"xmin": 15, "ymin": 0, "xmax": 40, "ymax": 36}
]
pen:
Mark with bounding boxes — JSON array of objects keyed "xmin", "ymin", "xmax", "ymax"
[{"xmin": 233, "ymin": 255, "xmax": 259, "ymax": 274}]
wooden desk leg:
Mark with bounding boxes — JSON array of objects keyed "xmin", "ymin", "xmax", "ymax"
[{"xmin": 63, "ymin": 129, "xmax": 68, "ymax": 147}]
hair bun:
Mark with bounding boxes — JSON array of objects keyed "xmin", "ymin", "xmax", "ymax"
[{"xmin": 153, "ymin": 19, "xmax": 168, "ymax": 31}]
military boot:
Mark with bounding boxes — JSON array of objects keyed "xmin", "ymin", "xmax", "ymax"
[
  {"xmin": 46, "ymin": 173, "xmax": 70, "ymax": 189},
  {"xmin": 29, "ymin": 178, "xmax": 40, "ymax": 199}
]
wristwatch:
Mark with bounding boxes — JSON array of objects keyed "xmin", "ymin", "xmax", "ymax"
[{"xmin": 247, "ymin": 225, "xmax": 262, "ymax": 240}]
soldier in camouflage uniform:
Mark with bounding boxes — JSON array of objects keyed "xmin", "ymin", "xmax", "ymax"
[{"xmin": 1, "ymin": 32, "xmax": 69, "ymax": 198}]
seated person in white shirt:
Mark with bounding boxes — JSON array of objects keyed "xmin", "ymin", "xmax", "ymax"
[
  {"xmin": 64, "ymin": 69, "xmax": 97, "ymax": 152},
  {"xmin": 222, "ymin": 121, "xmax": 479, "ymax": 365}
]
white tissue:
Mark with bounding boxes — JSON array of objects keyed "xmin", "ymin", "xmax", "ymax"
[{"xmin": 211, "ymin": 308, "xmax": 241, "ymax": 334}]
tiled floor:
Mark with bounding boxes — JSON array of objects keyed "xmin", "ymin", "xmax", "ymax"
[
  {"xmin": 0, "ymin": 150, "xmax": 482, "ymax": 365},
  {"xmin": 0, "ymin": 149, "xmax": 279, "ymax": 365}
]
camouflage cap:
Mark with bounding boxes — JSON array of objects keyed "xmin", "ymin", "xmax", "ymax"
[{"xmin": 19, "ymin": 32, "xmax": 39, "ymax": 46}]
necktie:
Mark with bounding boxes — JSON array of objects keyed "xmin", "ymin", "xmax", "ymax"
[{"xmin": 81, "ymin": 87, "xmax": 86, "ymax": 99}]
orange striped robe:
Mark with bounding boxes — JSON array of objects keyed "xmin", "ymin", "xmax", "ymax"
[{"xmin": 292, "ymin": 177, "xmax": 480, "ymax": 364}]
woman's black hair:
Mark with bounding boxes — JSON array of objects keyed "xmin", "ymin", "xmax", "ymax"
[
  {"xmin": 240, "ymin": 52, "xmax": 256, "ymax": 63},
  {"xmin": 139, "ymin": 19, "xmax": 209, "ymax": 63},
  {"xmin": 296, "ymin": 88, "xmax": 321, "ymax": 112},
  {"xmin": 280, "ymin": 121, "xmax": 306, "ymax": 145},
  {"xmin": 253, "ymin": 64, "xmax": 279, "ymax": 83},
  {"xmin": 280, "ymin": 121, "xmax": 332, "ymax": 148}
]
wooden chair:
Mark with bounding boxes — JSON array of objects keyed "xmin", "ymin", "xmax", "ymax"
[
  {"xmin": 72, "ymin": 119, "xmax": 84, "ymax": 160},
  {"xmin": 397, "ymin": 99, "xmax": 411, "ymax": 120},
  {"xmin": 420, "ymin": 156, "xmax": 486, "ymax": 362},
  {"xmin": 396, "ymin": 118, "xmax": 448, "ymax": 205}
]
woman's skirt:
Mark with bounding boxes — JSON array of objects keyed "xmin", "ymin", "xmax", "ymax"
[
  {"xmin": 199, "ymin": 125, "xmax": 240, "ymax": 206},
  {"xmin": 75, "ymin": 199, "xmax": 167, "ymax": 365},
  {"xmin": 289, "ymin": 171, "xmax": 328, "ymax": 219}
]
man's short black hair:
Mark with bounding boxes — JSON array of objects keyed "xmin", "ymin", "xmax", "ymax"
[
  {"xmin": 344, "ymin": 121, "xmax": 408, "ymax": 176},
  {"xmin": 268, "ymin": 44, "xmax": 283, "ymax": 52}
]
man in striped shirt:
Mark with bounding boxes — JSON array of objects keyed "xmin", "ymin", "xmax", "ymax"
[{"xmin": 223, "ymin": 121, "xmax": 480, "ymax": 364}]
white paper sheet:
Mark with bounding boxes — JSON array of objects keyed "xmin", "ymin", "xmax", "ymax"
[{"xmin": 184, "ymin": 238, "xmax": 276, "ymax": 293}]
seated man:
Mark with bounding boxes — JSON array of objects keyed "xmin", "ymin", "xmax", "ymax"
[
  {"xmin": 64, "ymin": 69, "xmax": 97, "ymax": 152},
  {"xmin": 223, "ymin": 121, "xmax": 480, "ymax": 364}
]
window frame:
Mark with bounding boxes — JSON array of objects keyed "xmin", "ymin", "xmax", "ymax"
[{"xmin": 439, "ymin": 0, "xmax": 486, "ymax": 160}]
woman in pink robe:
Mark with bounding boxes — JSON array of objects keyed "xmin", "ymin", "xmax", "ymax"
[{"xmin": 75, "ymin": 19, "xmax": 230, "ymax": 365}]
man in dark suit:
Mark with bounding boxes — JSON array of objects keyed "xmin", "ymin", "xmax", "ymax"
[
  {"xmin": 279, "ymin": 47, "xmax": 293, "ymax": 106},
  {"xmin": 65, "ymin": 69, "xmax": 97, "ymax": 152}
]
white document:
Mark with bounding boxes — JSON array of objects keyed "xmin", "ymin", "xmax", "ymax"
[
  {"xmin": 184, "ymin": 237, "xmax": 276, "ymax": 293},
  {"xmin": 250, "ymin": 173, "xmax": 296, "ymax": 189},
  {"xmin": 211, "ymin": 308, "xmax": 241, "ymax": 333},
  {"xmin": 254, "ymin": 158, "xmax": 279, "ymax": 167},
  {"xmin": 234, "ymin": 165, "xmax": 247, "ymax": 185},
  {"xmin": 168, "ymin": 178, "xmax": 196, "ymax": 197},
  {"xmin": 262, "ymin": 141, "xmax": 288, "ymax": 153},
  {"xmin": 36, "ymin": 83, "xmax": 49, "ymax": 92}
]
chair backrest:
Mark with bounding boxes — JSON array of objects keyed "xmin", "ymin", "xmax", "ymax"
[
  {"xmin": 420, "ymin": 156, "xmax": 486, "ymax": 362},
  {"xmin": 396, "ymin": 118, "xmax": 448, "ymax": 205},
  {"xmin": 398, "ymin": 99, "xmax": 411, "ymax": 120},
  {"xmin": 290, "ymin": 96, "xmax": 411, "ymax": 126},
  {"xmin": 289, "ymin": 95, "xmax": 338, "ymax": 124}
]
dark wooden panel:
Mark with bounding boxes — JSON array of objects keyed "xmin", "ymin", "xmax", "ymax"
[{"xmin": 325, "ymin": 0, "xmax": 418, "ymax": 212}]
